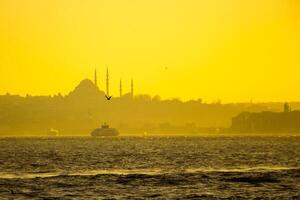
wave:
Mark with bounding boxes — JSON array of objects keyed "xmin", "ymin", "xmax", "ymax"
[
  {"xmin": 0, "ymin": 169, "xmax": 161, "ymax": 179},
  {"xmin": 0, "ymin": 166, "xmax": 298, "ymax": 179},
  {"xmin": 185, "ymin": 166, "xmax": 300, "ymax": 173}
]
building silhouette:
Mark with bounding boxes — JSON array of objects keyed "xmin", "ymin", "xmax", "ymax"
[
  {"xmin": 284, "ymin": 102, "xmax": 291, "ymax": 113},
  {"xmin": 231, "ymin": 103, "xmax": 300, "ymax": 133}
]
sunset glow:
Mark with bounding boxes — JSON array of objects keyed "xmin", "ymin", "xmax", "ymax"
[{"xmin": 0, "ymin": 0, "xmax": 299, "ymax": 102}]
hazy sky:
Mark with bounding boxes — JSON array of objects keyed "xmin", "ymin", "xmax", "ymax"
[{"xmin": 0, "ymin": 0, "xmax": 299, "ymax": 102}]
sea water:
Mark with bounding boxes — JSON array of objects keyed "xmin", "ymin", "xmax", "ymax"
[{"xmin": 0, "ymin": 136, "xmax": 299, "ymax": 199}]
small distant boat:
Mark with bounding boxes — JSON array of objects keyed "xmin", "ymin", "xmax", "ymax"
[
  {"xmin": 47, "ymin": 128, "xmax": 59, "ymax": 136},
  {"xmin": 91, "ymin": 123, "xmax": 119, "ymax": 136}
]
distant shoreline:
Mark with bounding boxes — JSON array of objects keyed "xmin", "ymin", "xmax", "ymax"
[{"xmin": 0, "ymin": 132, "xmax": 300, "ymax": 138}]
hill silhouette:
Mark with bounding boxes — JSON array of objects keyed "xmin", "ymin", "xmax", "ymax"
[{"xmin": 1, "ymin": 79, "xmax": 300, "ymax": 136}]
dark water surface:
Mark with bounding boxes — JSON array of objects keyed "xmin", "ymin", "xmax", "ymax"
[{"xmin": 0, "ymin": 136, "xmax": 299, "ymax": 199}]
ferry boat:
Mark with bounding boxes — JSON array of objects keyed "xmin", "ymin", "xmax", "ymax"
[{"xmin": 91, "ymin": 123, "xmax": 119, "ymax": 136}]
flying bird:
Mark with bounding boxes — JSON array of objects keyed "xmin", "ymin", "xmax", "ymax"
[{"xmin": 105, "ymin": 95, "xmax": 112, "ymax": 100}]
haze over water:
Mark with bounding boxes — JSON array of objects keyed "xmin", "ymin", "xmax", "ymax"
[
  {"xmin": 1, "ymin": 0, "xmax": 300, "ymax": 199},
  {"xmin": 0, "ymin": 136, "xmax": 299, "ymax": 199}
]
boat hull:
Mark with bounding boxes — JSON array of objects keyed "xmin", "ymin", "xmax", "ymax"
[{"xmin": 91, "ymin": 128, "xmax": 119, "ymax": 136}]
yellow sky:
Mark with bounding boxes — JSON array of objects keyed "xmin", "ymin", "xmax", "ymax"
[{"xmin": 0, "ymin": 0, "xmax": 299, "ymax": 102}]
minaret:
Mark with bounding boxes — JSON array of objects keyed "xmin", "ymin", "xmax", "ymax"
[
  {"xmin": 120, "ymin": 79, "xmax": 122, "ymax": 97},
  {"xmin": 94, "ymin": 69, "xmax": 98, "ymax": 87},
  {"xmin": 106, "ymin": 67, "xmax": 109, "ymax": 96},
  {"xmin": 131, "ymin": 78, "xmax": 134, "ymax": 98}
]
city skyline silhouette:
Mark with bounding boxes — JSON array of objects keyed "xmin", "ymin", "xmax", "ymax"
[{"xmin": 0, "ymin": 1, "xmax": 300, "ymax": 199}]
